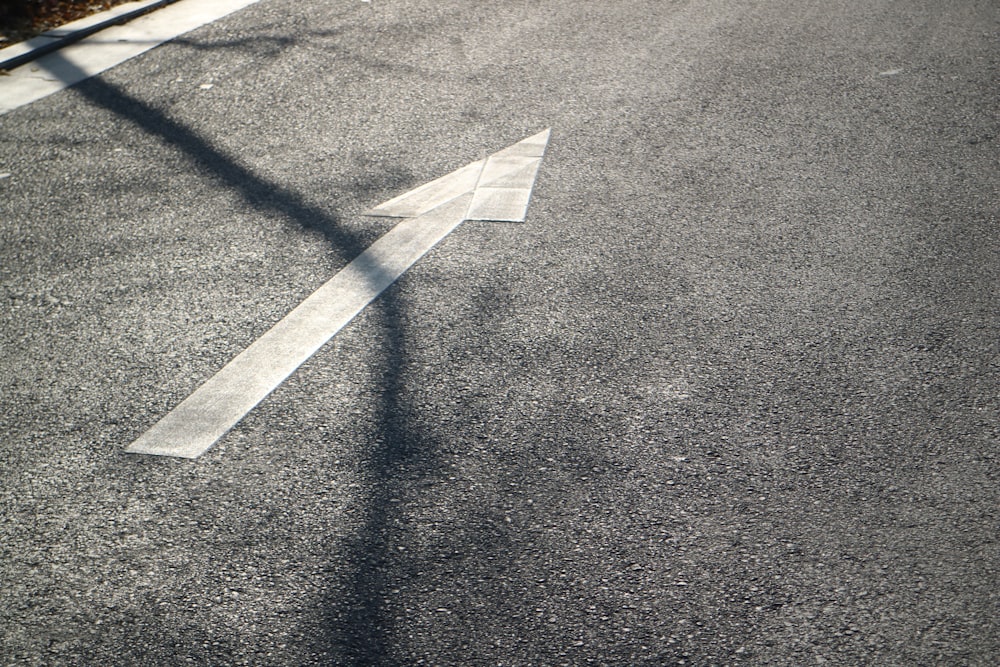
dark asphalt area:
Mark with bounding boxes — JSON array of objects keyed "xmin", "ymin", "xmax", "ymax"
[{"xmin": 1, "ymin": 0, "xmax": 998, "ymax": 664}]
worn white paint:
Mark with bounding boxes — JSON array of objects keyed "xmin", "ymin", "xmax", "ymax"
[
  {"xmin": 0, "ymin": 0, "xmax": 262, "ymax": 114},
  {"xmin": 126, "ymin": 130, "xmax": 550, "ymax": 458}
]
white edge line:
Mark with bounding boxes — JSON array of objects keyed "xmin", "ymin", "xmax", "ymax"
[{"xmin": 0, "ymin": 0, "xmax": 263, "ymax": 114}]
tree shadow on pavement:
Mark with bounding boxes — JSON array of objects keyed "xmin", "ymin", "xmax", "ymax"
[{"xmin": 43, "ymin": 49, "xmax": 438, "ymax": 665}]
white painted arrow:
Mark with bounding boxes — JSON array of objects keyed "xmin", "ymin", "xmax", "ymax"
[{"xmin": 125, "ymin": 129, "xmax": 550, "ymax": 458}]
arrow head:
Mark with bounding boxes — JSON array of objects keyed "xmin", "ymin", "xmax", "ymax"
[{"xmin": 366, "ymin": 129, "xmax": 550, "ymax": 223}]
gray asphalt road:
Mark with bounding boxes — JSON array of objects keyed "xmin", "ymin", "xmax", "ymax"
[{"xmin": 2, "ymin": 0, "xmax": 998, "ymax": 664}]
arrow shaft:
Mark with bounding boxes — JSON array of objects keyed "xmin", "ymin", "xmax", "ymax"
[
  {"xmin": 126, "ymin": 129, "xmax": 549, "ymax": 458},
  {"xmin": 126, "ymin": 194, "xmax": 472, "ymax": 458}
]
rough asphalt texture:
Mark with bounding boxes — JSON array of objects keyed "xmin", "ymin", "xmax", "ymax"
[{"xmin": 1, "ymin": 0, "xmax": 997, "ymax": 665}]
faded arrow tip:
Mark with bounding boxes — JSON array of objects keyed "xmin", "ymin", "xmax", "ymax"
[{"xmin": 366, "ymin": 129, "xmax": 551, "ymax": 222}]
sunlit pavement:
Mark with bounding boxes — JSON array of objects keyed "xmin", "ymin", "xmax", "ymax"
[{"xmin": 1, "ymin": 0, "xmax": 997, "ymax": 664}]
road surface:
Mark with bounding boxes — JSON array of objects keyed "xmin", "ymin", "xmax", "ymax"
[{"xmin": 1, "ymin": 0, "xmax": 997, "ymax": 664}]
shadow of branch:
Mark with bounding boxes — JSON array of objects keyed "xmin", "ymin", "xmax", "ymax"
[{"xmin": 45, "ymin": 49, "xmax": 433, "ymax": 664}]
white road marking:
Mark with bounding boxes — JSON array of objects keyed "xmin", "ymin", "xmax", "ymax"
[
  {"xmin": 467, "ymin": 185, "xmax": 534, "ymax": 222},
  {"xmin": 0, "ymin": 0, "xmax": 262, "ymax": 114},
  {"xmin": 365, "ymin": 160, "xmax": 485, "ymax": 218},
  {"xmin": 0, "ymin": 0, "xmax": 172, "ymax": 70},
  {"xmin": 126, "ymin": 130, "xmax": 550, "ymax": 458},
  {"xmin": 126, "ymin": 196, "xmax": 470, "ymax": 458}
]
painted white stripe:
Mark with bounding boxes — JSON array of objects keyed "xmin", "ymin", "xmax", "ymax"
[
  {"xmin": 125, "ymin": 130, "xmax": 550, "ymax": 458},
  {"xmin": 126, "ymin": 195, "xmax": 471, "ymax": 458},
  {"xmin": 493, "ymin": 130, "xmax": 549, "ymax": 158},
  {"xmin": 369, "ymin": 129, "xmax": 551, "ymax": 223},
  {"xmin": 0, "ymin": 0, "xmax": 171, "ymax": 71},
  {"xmin": 365, "ymin": 160, "xmax": 486, "ymax": 218},
  {"xmin": 466, "ymin": 186, "xmax": 534, "ymax": 222},
  {"xmin": 0, "ymin": 0, "xmax": 262, "ymax": 114},
  {"xmin": 465, "ymin": 129, "xmax": 549, "ymax": 221}
]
